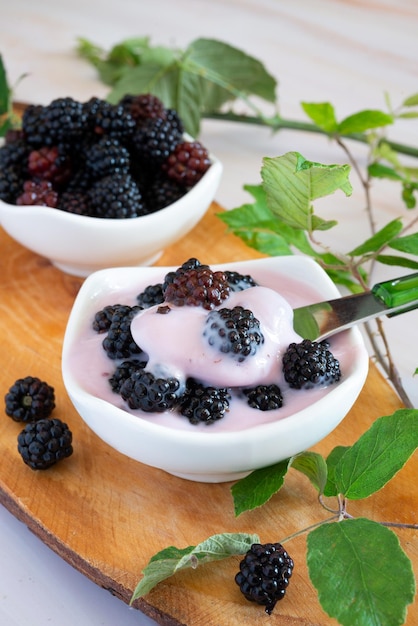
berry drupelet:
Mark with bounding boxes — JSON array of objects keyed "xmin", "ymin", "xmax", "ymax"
[
  {"xmin": 5, "ymin": 376, "xmax": 56, "ymax": 422},
  {"xmin": 17, "ymin": 418, "xmax": 73, "ymax": 470},
  {"xmin": 282, "ymin": 339, "xmax": 341, "ymax": 389},
  {"xmin": 235, "ymin": 542, "xmax": 294, "ymax": 615}
]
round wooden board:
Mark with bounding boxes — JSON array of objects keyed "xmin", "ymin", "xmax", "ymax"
[{"xmin": 0, "ymin": 202, "xmax": 416, "ymax": 625}]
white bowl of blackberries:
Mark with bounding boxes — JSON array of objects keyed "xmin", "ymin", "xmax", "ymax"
[
  {"xmin": 0, "ymin": 94, "xmax": 222, "ymax": 276},
  {"xmin": 62, "ymin": 255, "xmax": 369, "ymax": 483}
]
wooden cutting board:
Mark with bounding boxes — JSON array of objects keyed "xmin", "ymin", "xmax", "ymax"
[{"xmin": 0, "ymin": 202, "xmax": 416, "ymax": 626}]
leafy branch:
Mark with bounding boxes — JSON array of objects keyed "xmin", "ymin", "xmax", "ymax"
[
  {"xmin": 76, "ymin": 36, "xmax": 418, "ymax": 406},
  {"xmin": 131, "ymin": 408, "xmax": 418, "ymax": 625}
]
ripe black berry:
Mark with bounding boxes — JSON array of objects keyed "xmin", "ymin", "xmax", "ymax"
[
  {"xmin": 102, "ymin": 305, "xmax": 143, "ymax": 359},
  {"xmin": 120, "ymin": 370, "xmax": 181, "ymax": 412},
  {"xmin": 109, "ymin": 358, "xmax": 148, "ymax": 393},
  {"xmin": 5, "ymin": 376, "xmax": 55, "ymax": 422},
  {"xmin": 282, "ymin": 339, "xmax": 341, "ymax": 389},
  {"xmin": 204, "ymin": 306, "xmax": 264, "ymax": 361},
  {"xmin": 235, "ymin": 542, "xmax": 294, "ymax": 615},
  {"xmin": 163, "ymin": 140, "xmax": 211, "ymax": 187},
  {"xmin": 17, "ymin": 418, "xmax": 73, "ymax": 470},
  {"xmin": 136, "ymin": 283, "xmax": 165, "ymax": 308},
  {"xmin": 243, "ymin": 384, "xmax": 283, "ymax": 411},
  {"xmin": 225, "ymin": 270, "xmax": 258, "ymax": 292},
  {"xmin": 179, "ymin": 379, "xmax": 230, "ymax": 425}
]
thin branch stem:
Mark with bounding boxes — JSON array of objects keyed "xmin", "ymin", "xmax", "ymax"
[{"xmin": 203, "ymin": 111, "xmax": 418, "ymax": 160}]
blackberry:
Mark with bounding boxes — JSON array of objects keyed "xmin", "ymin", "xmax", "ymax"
[
  {"xmin": 120, "ymin": 369, "xmax": 181, "ymax": 412},
  {"xmin": 87, "ymin": 173, "xmax": 146, "ymax": 218},
  {"xmin": 204, "ymin": 306, "xmax": 264, "ymax": 361},
  {"xmin": 235, "ymin": 542, "xmax": 294, "ymax": 615},
  {"xmin": 102, "ymin": 305, "xmax": 143, "ymax": 359},
  {"xmin": 84, "ymin": 137, "xmax": 130, "ymax": 179},
  {"xmin": 136, "ymin": 283, "xmax": 165, "ymax": 308},
  {"xmin": 163, "ymin": 140, "xmax": 211, "ymax": 187},
  {"xmin": 27, "ymin": 145, "xmax": 72, "ymax": 187},
  {"xmin": 17, "ymin": 418, "xmax": 73, "ymax": 470},
  {"xmin": 57, "ymin": 189, "xmax": 90, "ymax": 215},
  {"xmin": 118, "ymin": 93, "xmax": 166, "ymax": 123},
  {"xmin": 164, "ymin": 108, "xmax": 184, "ymax": 134},
  {"xmin": 131, "ymin": 116, "xmax": 183, "ymax": 167},
  {"xmin": 16, "ymin": 180, "xmax": 58, "ymax": 207},
  {"xmin": 282, "ymin": 339, "xmax": 341, "ymax": 389},
  {"xmin": 109, "ymin": 358, "xmax": 148, "ymax": 393},
  {"xmin": 144, "ymin": 171, "xmax": 185, "ymax": 212},
  {"xmin": 89, "ymin": 100, "xmax": 136, "ymax": 141},
  {"xmin": 22, "ymin": 98, "xmax": 87, "ymax": 147},
  {"xmin": 164, "ymin": 266, "xmax": 230, "ymax": 310},
  {"xmin": 92, "ymin": 304, "xmax": 131, "ymax": 333},
  {"xmin": 225, "ymin": 270, "xmax": 258, "ymax": 292},
  {"xmin": 179, "ymin": 379, "xmax": 230, "ymax": 425},
  {"xmin": 5, "ymin": 376, "xmax": 55, "ymax": 423},
  {"xmin": 162, "ymin": 258, "xmax": 209, "ymax": 292},
  {"xmin": 0, "ymin": 138, "xmax": 29, "ymax": 170},
  {"xmin": 243, "ymin": 384, "xmax": 283, "ymax": 411},
  {"xmin": 0, "ymin": 165, "xmax": 24, "ymax": 203}
]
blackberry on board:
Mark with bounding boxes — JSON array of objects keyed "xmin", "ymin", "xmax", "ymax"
[
  {"xmin": 282, "ymin": 339, "xmax": 341, "ymax": 389},
  {"xmin": 102, "ymin": 305, "xmax": 143, "ymax": 360},
  {"xmin": 243, "ymin": 384, "xmax": 283, "ymax": 411},
  {"xmin": 5, "ymin": 376, "xmax": 55, "ymax": 423},
  {"xmin": 179, "ymin": 379, "xmax": 230, "ymax": 425},
  {"xmin": 17, "ymin": 418, "xmax": 73, "ymax": 470},
  {"xmin": 120, "ymin": 369, "xmax": 182, "ymax": 412},
  {"xmin": 235, "ymin": 542, "xmax": 294, "ymax": 615},
  {"xmin": 204, "ymin": 306, "xmax": 264, "ymax": 361},
  {"xmin": 164, "ymin": 266, "xmax": 230, "ymax": 310}
]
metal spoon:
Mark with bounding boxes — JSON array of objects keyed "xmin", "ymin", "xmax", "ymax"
[{"xmin": 293, "ymin": 272, "xmax": 418, "ymax": 341}]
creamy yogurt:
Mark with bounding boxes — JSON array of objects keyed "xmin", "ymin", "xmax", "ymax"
[{"xmin": 66, "ymin": 267, "xmax": 349, "ymax": 433}]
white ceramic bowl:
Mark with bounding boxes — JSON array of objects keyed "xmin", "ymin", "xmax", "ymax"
[
  {"xmin": 62, "ymin": 256, "xmax": 369, "ymax": 483},
  {"xmin": 0, "ymin": 154, "xmax": 222, "ymax": 277}
]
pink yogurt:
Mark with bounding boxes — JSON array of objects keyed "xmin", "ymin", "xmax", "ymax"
[{"xmin": 67, "ymin": 266, "xmax": 351, "ymax": 433}]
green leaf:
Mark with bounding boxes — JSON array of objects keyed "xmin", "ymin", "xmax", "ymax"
[
  {"xmin": 301, "ymin": 101, "xmax": 338, "ymax": 133},
  {"xmin": 131, "ymin": 532, "xmax": 259, "ymax": 602},
  {"xmin": 375, "ymin": 254, "xmax": 418, "ymax": 270},
  {"xmin": 402, "ymin": 92, "xmax": 418, "ymax": 107},
  {"xmin": 0, "ymin": 54, "xmax": 10, "ymax": 116},
  {"xmin": 348, "ymin": 218, "xmax": 403, "ymax": 256},
  {"xmin": 307, "ymin": 518, "xmax": 415, "ymax": 626},
  {"xmin": 338, "ymin": 109, "xmax": 393, "ymax": 134},
  {"xmin": 290, "ymin": 451, "xmax": 328, "ymax": 494},
  {"xmin": 231, "ymin": 459, "xmax": 291, "ymax": 516},
  {"xmin": 368, "ymin": 162, "xmax": 404, "ymax": 181},
  {"xmin": 323, "ymin": 445, "xmax": 350, "ymax": 497},
  {"xmin": 184, "ymin": 38, "xmax": 277, "ymax": 105},
  {"xmin": 333, "ymin": 409, "xmax": 418, "ymax": 500},
  {"xmin": 402, "ymin": 183, "xmax": 418, "ymax": 209},
  {"xmin": 261, "ymin": 152, "xmax": 350, "ymax": 232},
  {"xmin": 388, "ymin": 232, "xmax": 418, "ymax": 255}
]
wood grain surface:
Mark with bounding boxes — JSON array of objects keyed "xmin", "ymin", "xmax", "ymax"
[{"xmin": 0, "ymin": 202, "xmax": 416, "ymax": 626}]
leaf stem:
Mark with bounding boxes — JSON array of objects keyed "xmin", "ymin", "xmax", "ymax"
[
  {"xmin": 203, "ymin": 111, "xmax": 418, "ymax": 160},
  {"xmin": 279, "ymin": 514, "xmax": 339, "ymax": 545}
]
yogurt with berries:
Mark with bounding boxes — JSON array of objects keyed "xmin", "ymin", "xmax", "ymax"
[{"xmin": 64, "ymin": 258, "xmax": 354, "ymax": 434}]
